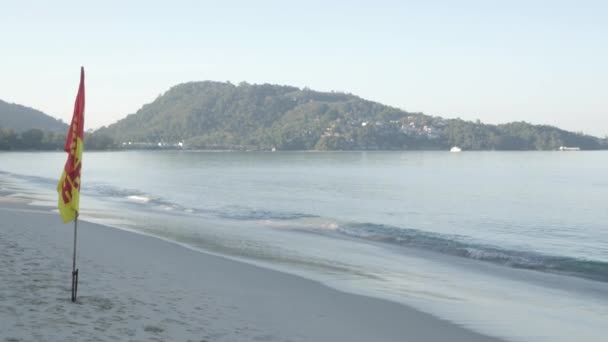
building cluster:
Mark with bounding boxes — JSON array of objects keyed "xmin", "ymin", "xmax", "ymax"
[
  {"xmin": 321, "ymin": 116, "xmax": 445, "ymax": 140},
  {"xmin": 400, "ymin": 119, "xmax": 444, "ymax": 139},
  {"xmin": 120, "ymin": 141, "xmax": 185, "ymax": 149}
]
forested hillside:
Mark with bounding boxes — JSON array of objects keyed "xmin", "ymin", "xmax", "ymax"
[
  {"xmin": 96, "ymin": 81, "xmax": 606, "ymax": 151},
  {"xmin": 0, "ymin": 99, "xmax": 69, "ymax": 150},
  {"xmin": 0, "ymin": 99, "xmax": 67, "ymax": 133}
]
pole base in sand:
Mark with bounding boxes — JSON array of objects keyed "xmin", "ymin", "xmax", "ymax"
[{"xmin": 71, "ymin": 269, "xmax": 79, "ymax": 302}]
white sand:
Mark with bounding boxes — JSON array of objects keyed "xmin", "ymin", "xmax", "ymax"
[{"xmin": 0, "ymin": 201, "xmax": 503, "ymax": 342}]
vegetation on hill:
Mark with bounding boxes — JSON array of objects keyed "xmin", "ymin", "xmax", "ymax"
[
  {"xmin": 0, "ymin": 100, "xmax": 70, "ymax": 150},
  {"xmin": 0, "ymin": 128, "xmax": 65, "ymax": 150},
  {"xmin": 0, "ymin": 99, "xmax": 68, "ymax": 133},
  {"xmin": 0, "ymin": 98, "xmax": 118, "ymax": 150},
  {"xmin": 0, "ymin": 127, "xmax": 119, "ymax": 151},
  {"xmin": 2, "ymin": 83, "xmax": 606, "ymax": 151},
  {"xmin": 96, "ymin": 81, "xmax": 607, "ymax": 151}
]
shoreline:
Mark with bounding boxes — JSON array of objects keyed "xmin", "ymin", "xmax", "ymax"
[
  {"xmin": 3, "ymin": 149, "xmax": 608, "ymax": 153},
  {"xmin": 0, "ymin": 200, "xmax": 504, "ymax": 342}
]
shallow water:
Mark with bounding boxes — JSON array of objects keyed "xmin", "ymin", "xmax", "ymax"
[{"xmin": 1, "ymin": 150, "xmax": 607, "ymax": 342}]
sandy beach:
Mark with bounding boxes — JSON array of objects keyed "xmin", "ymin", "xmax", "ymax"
[{"xmin": 0, "ymin": 200, "xmax": 504, "ymax": 342}]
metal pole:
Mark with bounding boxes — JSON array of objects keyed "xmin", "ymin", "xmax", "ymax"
[{"xmin": 71, "ymin": 213, "xmax": 79, "ymax": 302}]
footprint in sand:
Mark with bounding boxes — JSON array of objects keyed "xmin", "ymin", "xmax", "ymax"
[{"xmin": 144, "ymin": 324, "xmax": 165, "ymax": 334}]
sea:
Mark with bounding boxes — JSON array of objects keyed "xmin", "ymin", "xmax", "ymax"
[{"xmin": 1, "ymin": 150, "xmax": 607, "ymax": 342}]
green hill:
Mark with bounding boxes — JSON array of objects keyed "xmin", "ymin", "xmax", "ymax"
[
  {"xmin": 94, "ymin": 81, "xmax": 606, "ymax": 151},
  {"xmin": 0, "ymin": 99, "xmax": 67, "ymax": 133},
  {"xmin": 0, "ymin": 99, "xmax": 69, "ymax": 150}
]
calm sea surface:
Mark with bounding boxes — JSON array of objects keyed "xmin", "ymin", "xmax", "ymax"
[{"xmin": 1, "ymin": 151, "xmax": 607, "ymax": 342}]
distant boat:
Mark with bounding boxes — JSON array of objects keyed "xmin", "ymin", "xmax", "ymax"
[
  {"xmin": 559, "ymin": 146, "xmax": 580, "ymax": 151},
  {"xmin": 450, "ymin": 146, "xmax": 462, "ymax": 152}
]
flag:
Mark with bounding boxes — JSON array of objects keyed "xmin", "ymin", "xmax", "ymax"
[{"xmin": 57, "ymin": 67, "xmax": 85, "ymax": 223}]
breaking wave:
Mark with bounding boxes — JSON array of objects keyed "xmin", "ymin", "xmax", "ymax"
[
  {"xmin": 335, "ymin": 222, "xmax": 608, "ymax": 283},
  {"xmin": 2, "ymin": 169, "xmax": 606, "ymax": 283}
]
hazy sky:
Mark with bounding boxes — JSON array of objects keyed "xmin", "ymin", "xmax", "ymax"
[{"xmin": 1, "ymin": 0, "xmax": 607, "ymax": 136}]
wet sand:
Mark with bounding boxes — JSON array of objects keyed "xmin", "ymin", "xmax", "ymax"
[{"xmin": 0, "ymin": 201, "xmax": 503, "ymax": 342}]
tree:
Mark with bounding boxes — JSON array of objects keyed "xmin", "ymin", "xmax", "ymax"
[
  {"xmin": 20, "ymin": 129, "xmax": 44, "ymax": 149},
  {"xmin": 0, "ymin": 128, "xmax": 18, "ymax": 149}
]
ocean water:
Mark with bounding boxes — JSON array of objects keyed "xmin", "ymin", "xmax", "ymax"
[{"xmin": 1, "ymin": 151, "xmax": 607, "ymax": 342}]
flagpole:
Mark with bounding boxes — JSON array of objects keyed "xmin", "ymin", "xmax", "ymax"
[{"xmin": 71, "ymin": 213, "xmax": 79, "ymax": 302}]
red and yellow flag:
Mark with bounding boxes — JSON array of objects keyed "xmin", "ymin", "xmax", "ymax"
[{"xmin": 57, "ymin": 67, "xmax": 85, "ymax": 223}]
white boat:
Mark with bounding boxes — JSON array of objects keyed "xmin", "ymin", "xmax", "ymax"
[
  {"xmin": 559, "ymin": 146, "xmax": 580, "ymax": 151},
  {"xmin": 450, "ymin": 146, "xmax": 462, "ymax": 152}
]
